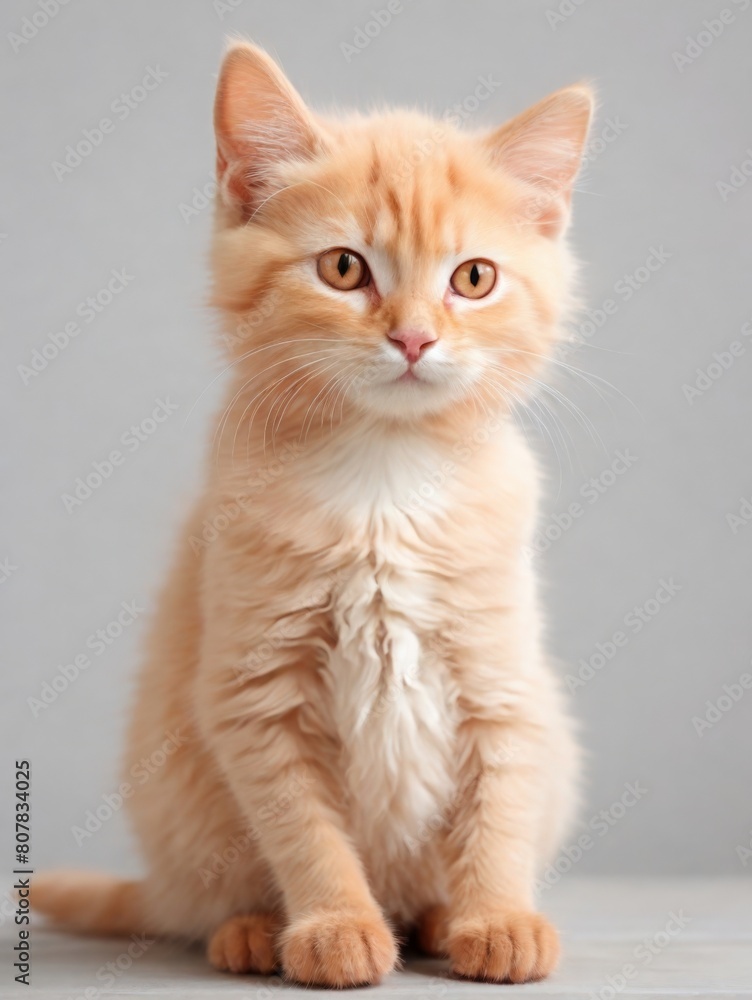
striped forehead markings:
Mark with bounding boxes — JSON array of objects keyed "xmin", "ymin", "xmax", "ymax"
[{"xmin": 359, "ymin": 154, "xmax": 466, "ymax": 258}]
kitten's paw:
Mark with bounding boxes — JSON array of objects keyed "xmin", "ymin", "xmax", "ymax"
[
  {"xmin": 446, "ymin": 911, "xmax": 559, "ymax": 983},
  {"xmin": 208, "ymin": 913, "xmax": 279, "ymax": 974},
  {"xmin": 281, "ymin": 908, "xmax": 398, "ymax": 987}
]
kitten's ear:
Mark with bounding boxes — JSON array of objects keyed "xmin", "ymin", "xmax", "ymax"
[
  {"xmin": 214, "ymin": 42, "xmax": 323, "ymax": 217},
  {"xmin": 484, "ymin": 85, "xmax": 594, "ymax": 237}
]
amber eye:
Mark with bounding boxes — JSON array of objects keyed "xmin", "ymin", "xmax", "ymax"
[
  {"xmin": 450, "ymin": 259, "xmax": 496, "ymax": 299},
  {"xmin": 317, "ymin": 249, "xmax": 369, "ymax": 291}
]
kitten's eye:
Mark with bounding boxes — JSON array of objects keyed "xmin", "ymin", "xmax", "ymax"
[
  {"xmin": 317, "ymin": 249, "xmax": 370, "ymax": 291},
  {"xmin": 450, "ymin": 259, "xmax": 496, "ymax": 299}
]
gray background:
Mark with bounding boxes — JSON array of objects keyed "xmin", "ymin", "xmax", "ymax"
[{"xmin": 1, "ymin": 0, "xmax": 750, "ymax": 884}]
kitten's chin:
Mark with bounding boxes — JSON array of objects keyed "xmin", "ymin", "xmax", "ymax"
[{"xmin": 352, "ymin": 376, "xmax": 472, "ymax": 421}]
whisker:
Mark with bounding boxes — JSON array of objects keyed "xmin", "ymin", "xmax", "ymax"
[
  {"xmin": 184, "ymin": 337, "xmax": 345, "ymax": 430},
  {"xmin": 300, "ymin": 360, "xmax": 355, "ymax": 445},
  {"xmin": 327, "ymin": 363, "xmax": 361, "ymax": 433},
  {"xmin": 251, "ymin": 359, "xmax": 343, "ymax": 464},
  {"xmin": 493, "ymin": 345, "xmax": 643, "ymax": 421},
  {"xmin": 264, "ymin": 359, "xmax": 349, "ymax": 456},
  {"xmin": 480, "ymin": 350, "xmax": 611, "ymax": 464},
  {"xmin": 478, "ymin": 369, "xmax": 571, "ymax": 490},
  {"xmin": 497, "ymin": 366, "xmax": 597, "ymax": 474},
  {"xmin": 214, "ymin": 349, "xmax": 340, "ymax": 464},
  {"xmin": 227, "ymin": 355, "xmax": 340, "ymax": 468}
]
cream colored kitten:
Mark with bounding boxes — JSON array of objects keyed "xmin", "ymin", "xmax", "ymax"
[{"xmin": 32, "ymin": 42, "xmax": 593, "ymax": 986}]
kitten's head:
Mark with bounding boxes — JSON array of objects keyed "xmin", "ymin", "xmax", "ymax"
[{"xmin": 212, "ymin": 43, "xmax": 592, "ymax": 428}]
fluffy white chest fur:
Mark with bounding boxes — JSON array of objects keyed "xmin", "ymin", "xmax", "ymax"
[
  {"xmin": 326, "ymin": 552, "xmax": 457, "ymax": 862},
  {"xmin": 308, "ymin": 427, "xmax": 459, "ymax": 862}
]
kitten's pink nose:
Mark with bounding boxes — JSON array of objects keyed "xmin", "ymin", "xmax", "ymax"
[{"xmin": 387, "ymin": 328, "xmax": 437, "ymax": 364}]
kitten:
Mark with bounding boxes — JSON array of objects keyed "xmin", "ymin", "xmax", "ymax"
[{"xmin": 32, "ymin": 42, "xmax": 593, "ymax": 986}]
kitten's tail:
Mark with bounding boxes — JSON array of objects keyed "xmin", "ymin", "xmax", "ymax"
[{"xmin": 30, "ymin": 870, "xmax": 145, "ymax": 935}]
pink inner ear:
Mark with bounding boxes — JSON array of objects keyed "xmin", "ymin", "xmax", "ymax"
[
  {"xmin": 518, "ymin": 161, "xmax": 582, "ymax": 238},
  {"xmin": 213, "ymin": 44, "xmax": 321, "ymax": 215},
  {"xmin": 541, "ymin": 199, "xmax": 572, "ymax": 239},
  {"xmin": 215, "ymin": 46, "xmax": 275, "ymax": 163},
  {"xmin": 485, "ymin": 86, "xmax": 593, "ymax": 236}
]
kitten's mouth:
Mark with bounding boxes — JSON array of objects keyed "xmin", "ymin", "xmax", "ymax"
[{"xmin": 397, "ymin": 369, "xmax": 420, "ymax": 383}]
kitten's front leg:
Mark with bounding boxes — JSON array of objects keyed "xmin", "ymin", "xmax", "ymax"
[
  {"xmin": 442, "ymin": 716, "xmax": 561, "ymax": 983},
  {"xmin": 197, "ymin": 653, "xmax": 397, "ymax": 987},
  {"xmin": 441, "ymin": 642, "xmax": 564, "ymax": 983}
]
